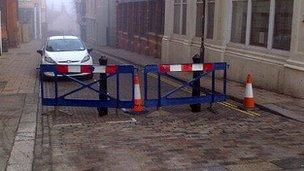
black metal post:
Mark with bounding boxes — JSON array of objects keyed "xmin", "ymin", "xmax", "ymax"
[
  {"xmin": 98, "ymin": 56, "xmax": 108, "ymax": 116},
  {"xmin": 190, "ymin": 54, "xmax": 202, "ymax": 113},
  {"xmin": 200, "ymin": 0, "xmax": 206, "ymax": 63},
  {"xmin": 190, "ymin": 0, "xmax": 205, "ymax": 113}
]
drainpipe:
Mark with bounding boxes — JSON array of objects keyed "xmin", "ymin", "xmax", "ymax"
[
  {"xmin": 0, "ymin": 11, "xmax": 2, "ymax": 56},
  {"xmin": 34, "ymin": 3, "xmax": 38, "ymax": 39},
  {"xmin": 39, "ymin": 3, "xmax": 42, "ymax": 39}
]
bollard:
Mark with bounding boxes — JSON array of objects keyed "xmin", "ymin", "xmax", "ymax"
[
  {"xmin": 98, "ymin": 56, "xmax": 108, "ymax": 116},
  {"xmin": 190, "ymin": 54, "xmax": 202, "ymax": 112}
]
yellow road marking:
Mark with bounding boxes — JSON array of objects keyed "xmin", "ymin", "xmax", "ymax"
[
  {"xmin": 220, "ymin": 102, "xmax": 260, "ymax": 117},
  {"xmin": 149, "ymin": 73, "xmax": 261, "ymax": 117},
  {"xmin": 219, "ymin": 102, "xmax": 257, "ymax": 117}
]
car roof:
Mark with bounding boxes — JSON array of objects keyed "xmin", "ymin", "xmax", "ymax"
[{"xmin": 48, "ymin": 36, "xmax": 79, "ymax": 40}]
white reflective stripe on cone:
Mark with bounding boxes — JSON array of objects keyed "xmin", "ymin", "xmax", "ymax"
[
  {"xmin": 68, "ymin": 66, "xmax": 81, "ymax": 73},
  {"xmin": 93, "ymin": 66, "xmax": 106, "ymax": 73},
  {"xmin": 170, "ymin": 65, "xmax": 182, "ymax": 72},
  {"xmin": 245, "ymin": 84, "xmax": 254, "ymax": 98},
  {"xmin": 192, "ymin": 64, "xmax": 204, "ymax": 71},
  {"xmin": 134, "ymin": 84, "xmax": 141, "ymax": 99}
]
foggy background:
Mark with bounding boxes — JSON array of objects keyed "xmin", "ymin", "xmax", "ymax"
[
  {"xmin": 46, "ymin": 0, "xmax": 80, "ymax": 37},
  {"xmin": 46, "ymin": 0, "xmax": 76, "ymax": 15}
]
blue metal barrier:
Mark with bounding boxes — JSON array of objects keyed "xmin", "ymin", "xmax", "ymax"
[
  {"xmin": 143, "ymin": 62, "xmax": 228, "ymax": 108},
  {"xmin": 39, "ymin": 64, "xmax": 135, "ymax": 109}
]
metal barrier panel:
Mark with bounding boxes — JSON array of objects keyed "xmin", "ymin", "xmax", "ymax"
[
  {"xmin": 39, "ymin": 64, "xmax": 135, "ymax": 109},
  {"xmin": 143, "ymin": 62, "xmax": 228, "ymax": 108}
]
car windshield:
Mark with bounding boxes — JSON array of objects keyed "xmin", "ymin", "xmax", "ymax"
[{"xmin": 46, "ymin": 39, "xmax": 86, "ymax": 52}]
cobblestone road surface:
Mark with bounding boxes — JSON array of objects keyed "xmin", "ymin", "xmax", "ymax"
[{"xmin": 33, "ymin": 52, "xmax": 304, "ymax": 171}]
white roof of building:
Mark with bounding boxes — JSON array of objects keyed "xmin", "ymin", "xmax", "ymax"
[{"xmin": 48, "ymin": 36, "xmax": 79, "ymax": 40}]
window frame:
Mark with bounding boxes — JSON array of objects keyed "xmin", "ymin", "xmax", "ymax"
[
  {"xmin": 195, "ymin": 0, "xmax": 215, "ymax": 40},
  {"xmin": 195, "ymin": 0, "xmax": 205, "ymax": 37},
  {"xmin": 206, "ymin": 0, "xmax": 215, "ymax": 40},
  {"xmin": 230, "ymin": 0, "xmax": 294, "ymax": 51},
  {"xmin": 173, "ymin": 0, "xmax": 187, "ymax": 35}
]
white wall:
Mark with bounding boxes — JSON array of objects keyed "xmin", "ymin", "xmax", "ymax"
[{"xmin": 162, "ymin": 0, "xmax": 304, "ymax": 98}]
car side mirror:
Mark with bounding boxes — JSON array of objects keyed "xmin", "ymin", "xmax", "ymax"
[
  {"xmin": 87, "ymin": 48, "xmax": 93, "ymax": 54},
  {"xmin": 37, "ymin": 49, "xmax": 43, "ymax": 56}
]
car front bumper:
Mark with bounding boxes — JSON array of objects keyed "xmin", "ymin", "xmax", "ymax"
[{"xmin": 43, "ymin": 72, "xmax": 92, "ymax": 77}]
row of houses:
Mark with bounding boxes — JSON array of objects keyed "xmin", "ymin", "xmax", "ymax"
[
  {"xmin": 76, "ymin": 0, "xmax": 304, "ymax": 98},
  {"xmin": 0, "ymin": 0, "xmax": 46, "ymax": 54}
]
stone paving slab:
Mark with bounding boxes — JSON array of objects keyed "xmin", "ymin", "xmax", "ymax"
[
  {"xmin": 0, "ymin": 94, "xmax": 26, "ymax": 170},
  {"xmin": 6, "ymin": 93, "xmax": 38, "ymax": 171},
  {"xmin": 0, "ymin": 41, "xmax": 40, "ymax": 95},
  {"xmin": 0, "ymin": 41, "xmax": 41, "ymax": 171},
  {"xmin": 262, "ymin": 104, "xmax": 304, "ymax": 123},
  {"xmin": 7, "ymin": 140, "xmax": 35, "ymax": 171}
]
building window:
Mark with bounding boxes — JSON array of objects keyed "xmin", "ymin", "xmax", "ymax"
[
  {"xmin": 230, "ymin": 0, "xmax": 294, "ymax": 51},
  {"xmin": 123, "ymin": 4, "xmax": 127, "ymax": 32},
  {"xmin": 173, "ymin": 0, "xmax": 187, "ymax": 35},
  {"xmin": 250, "ymin": 0, "xmax": 270, "ymax": 47},
  {"xmin": 196, "ymin": 0, "xmax": 205, "ymax": 37},
  {"xmin": 148, "ymin": 1, "xmax": 156, "ymax": 33},
  {"xmin": 173, "ymin": 0, "xmax": 181, "ymax": 34},
  {"xmin": 272, "ymin": 0, "xmax": 294, "ymax": 50},
  {"xmin": 139, "ymin": 2, "xmax": 147, "ymax": 37},
  {"xmin": 206, "ymin": 0, "xmax": 215, "ymax": 39},
  {"xmin": 231, "ymin": 0, "xmax": 248, "ymax": 44}
]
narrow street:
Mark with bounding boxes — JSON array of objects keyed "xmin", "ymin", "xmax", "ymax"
[
  {"xmin": 1, "ymin": 0, "xmax": 304, "ymax": 170},
  {"xmin": 31, "ymin": 49, "xmax": 304, "ymax": 170}
]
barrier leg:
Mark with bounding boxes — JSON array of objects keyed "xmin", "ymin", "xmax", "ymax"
[
  {"xmin": 42, "ymin": 72, "xmax": 71, "ymax": 116},
  {"xmin": 207, "ymin": 70, "xmax": 218, "ymax": 114},
  {"xmin": 98, "ymin": 56, "xmax": 108, "ymax": 117},
  {"xmin": 190, "ymin": 54, "xmax": 202, "ymax": 113}
]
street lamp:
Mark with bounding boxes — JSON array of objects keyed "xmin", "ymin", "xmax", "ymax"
[
  {"xmin": 191, "ymin": 0, "xmax": 206, "ymax": 112},
  {"xmin": 200, "ymin": 0, "xmax": 206, "ymax": 63}
]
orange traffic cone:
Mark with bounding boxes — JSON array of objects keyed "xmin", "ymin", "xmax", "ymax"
[
  {"xmin": 243, "ymin": 74, "xmax": 255, "ymax": 110},
  {"xmin": 122, "ymin": 73, "xmax": 147, "ymax": 114},
  {"xmin": 132, "ymin": 73, "xmax": 144, "ymax": 113}
]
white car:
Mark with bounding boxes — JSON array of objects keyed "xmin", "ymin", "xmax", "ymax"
[{"xmin": 37, "ymin": 36, "xmax": 93, "ymax": 79}]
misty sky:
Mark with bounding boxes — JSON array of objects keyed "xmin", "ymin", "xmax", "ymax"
[{"xmin": 46, "ymin": 0, "xmax": 75, "ymax": 14}]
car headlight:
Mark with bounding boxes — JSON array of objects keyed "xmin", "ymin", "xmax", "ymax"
[
  {"xmin": 44, "ymin": 56, "xmax": 56, "ymax": 64},
  {"xmin": 81, "ymin": 55, "xmax": 91, "ymax": 63}
]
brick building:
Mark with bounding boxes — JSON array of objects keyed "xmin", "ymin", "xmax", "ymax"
[
  {"xmin": 0, "ymin": 0, "xmax": 19, "ymax": 50},
  {"xmin": 75, "ymin": 0, "xmax": 165, "ymax": 58},
  {"xmin": 116, "ymin": 0, "xmax": 165, "ymax": 58}
]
